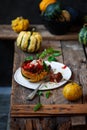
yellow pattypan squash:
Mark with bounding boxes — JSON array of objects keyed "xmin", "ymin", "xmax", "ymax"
[
  {"xmin": 11, "ymin": 17, "xmax": 29, "ymax": 33},
  {"xmin": 63, "ymin": 82, "xmax": 83, "ymax": 101}
]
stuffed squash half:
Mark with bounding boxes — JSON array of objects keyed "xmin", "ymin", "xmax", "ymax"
[{"xmin": 21, "ymin": 59, "xmax": 51, "ymax": 82}]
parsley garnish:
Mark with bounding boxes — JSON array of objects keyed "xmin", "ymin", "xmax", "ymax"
[
  {"xmin": 25, "ymin": 56, "xmax": 34, "ymax": 61},
  {"xmin": 48, "ymin": 56, "xmax": 57, "ymax": 62},
  {"xmin": 43, "ymin": 61, "xmax": 49, "ymax": 72},
  {"xmin": 37, "ymin": 90, "xmax": 43, "ymax": 96},
  {"xmin": 33, "ymin": 103, "xmax": 42, "ymax": 112},
  {"xmin": 45, "ymin": 91, "xmax": 51, "ymax": 99},
  {"xmin": 37, "ymin": 47, "xmax": 61, "ymax": 60}
]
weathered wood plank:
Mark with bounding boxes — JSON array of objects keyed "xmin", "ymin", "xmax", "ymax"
[
  {"xmin": 39, "ymin": 40, "xmax": 71, "ymax": 129},
  {"xmin": 10, "ymin": 117, "xmax": 87, "ymax": 130},
  {"xmin": 0, "ymin": 25, "xmax": 79, "ymax": 40},
  {"xmin": 10, "ymin": 117, "xmax": 60, "ymax": 130},
  {"xmin": 71, "ymin": 116, "xmax": 86, "ymax": 126},
  {"xmin": 25, "ymin": 119, "xmax": 33, "ymax": 130},
  {"xmin": 40, "ymin": 40, "xmax": 67, "ymax": 105},
  {"xmin": 10, "ymin": 37, "xmax": 87, "ymax": 130},
  {"xmin": 61, "ymin": 41, "xmax": 87, "ymax": 126},
  {"xmin": 37, "ymin": 40, "xmax": 71, "ymax": 130},
  {"xmin": 11, "ymin": 104, "xmax": 87, "ymax": 117},
  {"xmin": 11, "ymin": 43, "xmax": 40, "ymax": 105},
  {"xmin": 0, "ymin": 25, "xmax": 18, "ymax": 40},
  {"xmin": 58, "ymin": 119, "xmax": 71, "ymax": 130},
  {"xmin": 79, "ymin": 64, "xmax": 87, "ymax": 103}
]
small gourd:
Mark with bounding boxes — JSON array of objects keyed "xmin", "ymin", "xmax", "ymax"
[
  {"xmin": 39, "ymin": 0, "xmax": 57, "ymax": 12},
  {"xmin": 61, "ymin": 10, "xmax": 71, "ymax": 22},
  {"xmin": 16, "ymin": 30, "xmax": 42, "ymax": 53},
  {"xmin": 63, "ymin": 82, "xmax": 82, "ymax": 101},
  {"xmin": 79, "ymin": 24, "xmax": 87, "ymax": 45},
  {"xmin": 11, "ymin": 17, "xmax": 29, "ymax": 33},
  {"xmin": 42, "ymin": 2, "xmax": 61, "ymax": 21}
]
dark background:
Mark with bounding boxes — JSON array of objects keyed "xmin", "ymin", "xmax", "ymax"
[
  {"xmin": 0, "ymin": 0, "xmax": 42, "ymax": 24},
  {"xmin": 0, "ymin": 0, "xmax": 87, "ymax": 86},
  {"xmin": 0, "ymin": 0, "xmax": 87, "ymax": 24}
]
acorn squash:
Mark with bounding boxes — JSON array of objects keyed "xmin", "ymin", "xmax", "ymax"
[{"xmin": 16, "ymin": 31, "xmax": 42, "ymax": 53}]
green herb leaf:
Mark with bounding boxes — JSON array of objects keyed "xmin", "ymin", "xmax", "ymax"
[
  {"xmin": 48, "ymin": 56, "xmax": 57, "ymax": 62},
  {"xmin": 43, "ymin": 61, "xmax": 49, "ymax": 71},
  {"xmin": 46, "ymin": 91, "xmax": 51, "ymax": 99},
  {"xmin": 36, "ymin": 53, "xmax": 41, "ymax": 59},
  {"xmin": 37, "ymin": 48, "xmax": 61, "ymax": 59},
  {"xmin": 37, "ymin": 90, "xmax": 43, "ymax": 96},
  {"xmin": 44, "ymin": 85, "xmax": 48, "ymax": 88},
  {"xmin": 33, "ymin": 103, "xmax": 42, "ymax": 112},
  {"xmin": 53, "ymin": 50, "xmax": 61, "ymax": 53},
  {"xmin": 52, "ymin": 52, "xmax": 61, "ymax": 57},
  {"xmin": 46, "ymin": 47, "xmax": 54, "ymax": 54},
  {"xmin": 39, "ymin": 49, "xmax": 47, "ymax": 59},
  {"xmin": 25, "ymin": 56, "xmax": 34, "ymax": 61}
]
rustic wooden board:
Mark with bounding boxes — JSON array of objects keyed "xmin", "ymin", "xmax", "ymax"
[
  {"xmin": 61, "ymin": 40, "xmax": 87, "ymax": 126},
  {"xmin": 10, "ymin": 117, "xmax": 87, "ymax": 130},
  {"xmin": 11, "ymin": 39, "xmax": 87, "ymax": 113},
  {"xmin": 38, "ymin": 40, "xmax": 71, "ymax": 128},
  {"xmin": 11, "ymin": 104, "xmax": 87, "ymax": 117},
  {"xmin": 10, "ymin": 38, "xmax": 87, "ymax": 130},
  {"xmin": 0, "ymin": 25, "xmax": 80, "ymax": 40}
]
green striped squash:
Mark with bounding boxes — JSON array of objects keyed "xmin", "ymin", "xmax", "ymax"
[
  {"xmin": 16, "ymin": 31, "xmax": 42, "ymax": 52},
  {"xmin": 79, "ymin": 24, "xmax": 87, "ymax": 45}
]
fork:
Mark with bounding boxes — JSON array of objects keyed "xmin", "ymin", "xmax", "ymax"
[
  {"xmin": 26, "ymin": 81, "xmax": 43, "ymax": 100},
  {"xmin": 26, "ymin": 76, "xmax": 49, "ymax": 100}
]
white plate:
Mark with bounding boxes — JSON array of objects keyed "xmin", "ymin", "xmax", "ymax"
[{"xmin": 14, "ymin": 61, "xmax": 72, "ymax": 90}]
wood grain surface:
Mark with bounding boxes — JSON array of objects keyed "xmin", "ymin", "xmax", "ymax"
[
  {"xmin": 10, "ymin": 38, "xmax": 87, "ymax": 130},
  {"xmin": 0, "ymin": 25, "xmax": 80, "ymax": 40},
  {"xmin": 11, "ymin": 104, "xmax": 87, "ymax": 117},
  {"xmin": 1, "ymin": 25, "xmax": 86, "ymax": 130}
]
